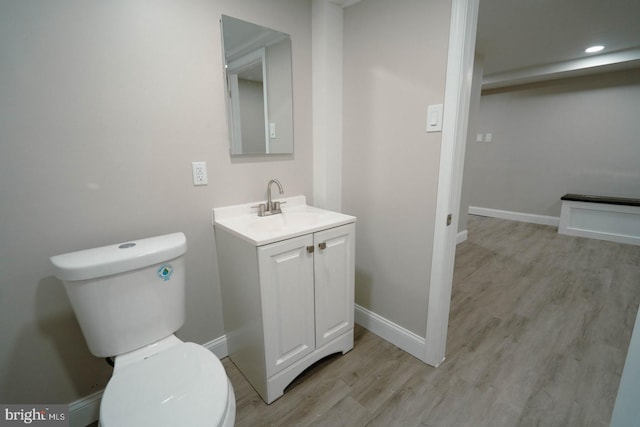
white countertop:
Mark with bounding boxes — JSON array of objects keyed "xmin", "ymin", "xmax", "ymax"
[{"xmin": 212, "ymin": 195, "xmax": 356, "ymax": 246}]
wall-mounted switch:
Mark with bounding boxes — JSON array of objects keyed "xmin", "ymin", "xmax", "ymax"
[
  {"xmin": 429, "ymin": 111, "xmax": 438, "ymax": 126},
  {"xmin": 269, "ymin": 122, "xmax": 276, "ymax": 139},
  {"xmin": 485, "ymin": 133, "xmax": 493, "ymax": 143},
  {"xmin": 192, "ymin": 161, "xmax": 208, "ymax": 186},
  {"xmin": 426, "ymin": 104, "xmax": 443, "ymax": 133},
  {"xmin": 476, "ymin": 133, "xmax": 483, "ymax": 142}
]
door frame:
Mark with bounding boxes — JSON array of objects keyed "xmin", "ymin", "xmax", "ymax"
[{"xmin": 423, "ymin": 0, "xmax": 479, "ymax": 366}]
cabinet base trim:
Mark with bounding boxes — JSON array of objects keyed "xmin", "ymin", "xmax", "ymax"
[
  {"xmin": 265, "ymin": 330, "xmax": 353, "ymax": 404},
  {"xmin": 354, "ymin": 304, "xmax": 426, "ymax": 361}
]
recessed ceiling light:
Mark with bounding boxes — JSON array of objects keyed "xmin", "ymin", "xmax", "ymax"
[{"xmin": 585, "ymin": 45, "xmax": 604, "ymax": 53}]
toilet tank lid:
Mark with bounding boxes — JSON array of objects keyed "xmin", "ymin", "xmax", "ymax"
[{"xmin": 50, "ymin": 232, "xmax": 187, "ymax": 282}]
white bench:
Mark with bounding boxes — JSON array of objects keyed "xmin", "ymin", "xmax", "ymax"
[{"xmin": 559, "ymin": 194, "xmax": 640, "ymax": 246}]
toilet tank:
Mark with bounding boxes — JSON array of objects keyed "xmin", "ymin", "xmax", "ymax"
[{"xmin": 50, "ymin": 233, "xmax": 187, "ymax": 357}]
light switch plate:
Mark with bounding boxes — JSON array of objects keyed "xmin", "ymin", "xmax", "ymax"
[{"xmin": 426, "ymin": 104, "xmax": 443, "ymax": 133}]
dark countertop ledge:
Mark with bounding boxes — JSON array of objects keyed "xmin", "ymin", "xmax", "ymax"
[{"xmin": 561, "ymin": 194, "xmax": 640, "ymax": 207}]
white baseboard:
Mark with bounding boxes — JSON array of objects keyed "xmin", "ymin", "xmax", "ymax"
[
  {"xmin": 203, "ymin": 334, "xmax": 229, "ymax": 359},
  {"xmin": 69, "ymin": 335, "xmax": 229, "ymax": 427},
  {"xmin": 69, "ymin": 390, "xmax": 102, "ymax": 427},
  {"xmin": 456, "ymin": 230, "xmax": 468, "ymax": 244},
  {"xmin": 469, "ymin": 206, "xmax": 560, "ymax": 227},
  {"xmin": 354, "ymin": 304, "xmax": 426, "ymax": 361}
]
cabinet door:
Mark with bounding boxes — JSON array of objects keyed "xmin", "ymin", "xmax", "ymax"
[
  {"xmin": 258, "ymin": 234, "xmax": 315, "ymax": 377},
  {"xmin": 314, "ymin": 223, "xmax": 355, "ymax": 348}
]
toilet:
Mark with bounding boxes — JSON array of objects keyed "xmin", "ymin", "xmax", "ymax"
[{"xmin": 50, "ymin": 232, "xmax": 235, "ymax": 427}]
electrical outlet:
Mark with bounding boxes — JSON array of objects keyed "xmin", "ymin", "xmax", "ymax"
[{"xmin": 192, "ymin": 162, "xmax": 208, "ymax": 186}]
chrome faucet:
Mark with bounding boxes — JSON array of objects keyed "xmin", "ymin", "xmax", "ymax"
[
  {"xmin": 267, "ymin": 179, "xmax": 284, "ymax": 212},
  {"xmin": 254, "ymin": 179, "xmax": 285, "ymax": 216}
]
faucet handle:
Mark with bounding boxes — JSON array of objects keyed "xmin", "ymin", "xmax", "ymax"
[
  {"xmin": 251, "ymin": 203, "xmax": 267, "ymax": 216},
  {"xmin": 272, "ymin": 201, "xmax": 284, "ymax": 212}
]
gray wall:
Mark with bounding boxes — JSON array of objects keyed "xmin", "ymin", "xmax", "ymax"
[
  {"xmin": 0, "ymin": 0, "xmax": 312, "ymax": 403},
  {"xmin": 266, "ymin": 39, "xmax": 294, "ymax": 154},
  {"xmin": 342, "ymin": 0, "xmax": 452, "ymax": 337},
  {"xmin": 463, "ymin": 69, "xmax": 640, "ymax": 219},
  {"xmin": 238, "ymin": 79, "xmax": 266, "ymax": 153}
]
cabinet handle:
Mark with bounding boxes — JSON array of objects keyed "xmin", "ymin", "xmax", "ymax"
[
  {"xmin": 318, "ymin": 242, "xmax": 327, "ymax": 250},
  {"xmin": 306, "ymin": 245, "xmax": 315, "ymax": 253}
]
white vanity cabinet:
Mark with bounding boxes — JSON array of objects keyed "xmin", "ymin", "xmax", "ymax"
[
  {"xmin": 213, "ymin": 196, "xmax": 355, "ymax": 404},
  {"xmin": 259, "ymin": 224, "xmax": 355, "ymax": 379}
]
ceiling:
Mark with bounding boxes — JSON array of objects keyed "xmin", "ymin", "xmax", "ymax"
[{"xmin": 475, "ymin": 0, "xmax": 640, "ymax": 86}]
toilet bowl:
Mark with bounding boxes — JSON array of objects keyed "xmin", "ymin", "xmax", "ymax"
[
  {"xmin": 50, "ymin": 232, "xmax": 235, "ymax": 426},
  {"xmin": 100, "ymin": 336, "xmax": 235, "ymax": 427}
]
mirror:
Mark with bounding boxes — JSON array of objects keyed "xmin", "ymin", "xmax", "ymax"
[{"xmin": 221, "ymin": 15, "xmax": 294, "ymax": 155}]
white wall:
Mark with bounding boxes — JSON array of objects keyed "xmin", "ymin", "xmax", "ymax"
[
  {"xmin": 342, "ymin": 0, "xmax": 452, "ymax": 337},
  {"xmin": 464, "ymin": 69, "xmax": 640, "ymax": 218},
  {"xmin": 458, "ymin": 54, "xmax": 484, "ymax": 233},
  {"xmin": 0, "ymin": 0, "xmax": 312, "ymax": 404}
]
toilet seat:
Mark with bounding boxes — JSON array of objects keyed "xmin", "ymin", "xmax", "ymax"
[{"xmin": 100, "ymin": 341, "xmax": 232, "ymax": 427}]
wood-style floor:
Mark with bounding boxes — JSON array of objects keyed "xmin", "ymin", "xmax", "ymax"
[{"xmin": 224, "ymin": 215, "xmax": 640, "ymax": 427}]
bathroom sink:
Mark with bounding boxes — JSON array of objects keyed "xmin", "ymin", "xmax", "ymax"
[
  {"xmin": 248, "ymin": 211, "xmax": 321, "ymax": 233},
  {"xmin": 213, "ymin": 195, "xmax": 356, "ymax": 246}
]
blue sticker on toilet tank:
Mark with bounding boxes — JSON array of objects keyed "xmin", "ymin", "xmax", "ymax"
[{"xmin": 157, "ymin": 264, "xmax": 173, "ymax": 281}]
